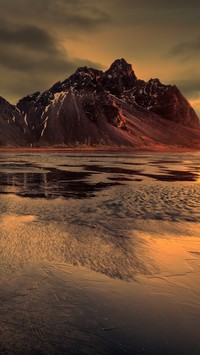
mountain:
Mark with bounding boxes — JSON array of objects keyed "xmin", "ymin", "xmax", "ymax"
[
  {"xmin": 0, "ymin": 97, "xmax": 27, "ymax": 146},
  {"xmin": 1, "ymin": 58, "xmax": 200, "ymax": 148}
]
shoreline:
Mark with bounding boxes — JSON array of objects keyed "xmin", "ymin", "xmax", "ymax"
[{"xmin": 0, "ymin": 145, "xmax": 199, "ymax": 153}]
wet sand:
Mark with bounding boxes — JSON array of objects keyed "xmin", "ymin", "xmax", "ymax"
[{"xmin": 0, "ymin": 151, "xmax": 200, "ymax": 354}]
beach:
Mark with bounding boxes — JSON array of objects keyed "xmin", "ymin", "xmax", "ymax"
[{"xmin": 0, "ymin": 151, "xmax": 200, "ymax": 354}]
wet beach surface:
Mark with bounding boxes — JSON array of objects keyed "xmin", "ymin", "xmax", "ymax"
[{"xmin": 0, "ymin": 151, "xmax": 200, "ymax": 354}]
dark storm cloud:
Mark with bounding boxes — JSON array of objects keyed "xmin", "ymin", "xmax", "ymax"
[
  {"xmin": 0, "ymin": 23, "xmax": 56, "ymax": 51},
  {"xmin": 0, "ymin": 0, "xmax": 107, "ymax": 101},
  {"xmin": 0, "ymin": 22, "xmax": 81, "ymax": 73},
  {"xmin": 0, "ymin": 0, "xmax": 110, "ymax": 31},
  {"xmin": 0, "ymin": 45, "xmax": 71, "ymax": 73},
  {"xmin": 0, "ymin": 23, "xmax": 72, "ymax": 73},
  {"xmin": 0, "ymin": 25, "xmax": 102, "ymax": 101},
  {"xmin": 168, "ymin": 38, "xmax": 200, "ymax": 60}
]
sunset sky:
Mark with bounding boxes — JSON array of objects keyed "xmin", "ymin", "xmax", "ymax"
[{"xmin": 0, "ymin": 0, "xmax": 200, "ymax": 115}]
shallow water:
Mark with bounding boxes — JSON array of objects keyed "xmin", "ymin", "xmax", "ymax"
[{"xmin": 0, "ymin": 151, "xmax": 200, "ymax": 354}]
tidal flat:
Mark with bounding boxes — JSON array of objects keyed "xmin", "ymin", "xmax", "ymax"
[{"xmin": 0, "ymin": 151, "xmax": 200, "ymax": 354}]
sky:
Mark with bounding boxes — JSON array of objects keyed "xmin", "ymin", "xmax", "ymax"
[{"xmin": 0, "ymin": 0, "xmax": 200, "ymax": 115}]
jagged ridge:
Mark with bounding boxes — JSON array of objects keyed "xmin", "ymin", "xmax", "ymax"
[{"xmin": 0, "ymin": 58, "xmax": 199, "ymax": 148}]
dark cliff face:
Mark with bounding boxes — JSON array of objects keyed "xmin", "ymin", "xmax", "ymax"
[
  {"xmin": 121, "ymin": 78, "xmax": 199, "ymax": 128},
  {"xmin": 1, "ymin": 58, "xmax": 199, "ymax": 148},
  {"xmin": 0, "ymin": 97, "xmax": 27, "ymax": 146},
  {"xmin": 100, "ymin": 58, "xmax": 137, "ymax": 95}
]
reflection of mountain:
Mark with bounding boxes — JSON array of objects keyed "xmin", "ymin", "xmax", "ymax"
[
  {"xmin": 0, "ymin": 158, "xmax": 199, "ymax": 199},
  {"xmin": 0, "ymin": 58, "xmax": 200, "ymax": 148},
  {"xmin": 0, "ymin": 168, "xmax": 121, "ymax": 199}
]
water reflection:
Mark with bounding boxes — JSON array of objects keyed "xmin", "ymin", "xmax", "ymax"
[
  {"xmin": 140, "ymin": 170, "xmax": 199, "ymax": 181},
  {"xmin": 0, "ymin": 168, "xmax": 122, "ymax": 199},
  {"xmin": 83, "ymin": 164, "xmax": 199, "ymax": 182},
  {"xmin": 0, "ymin": 157, "xmax": 200, "ymax": 200}
]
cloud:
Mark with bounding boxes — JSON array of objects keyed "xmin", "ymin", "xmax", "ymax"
[
  {"xmin": 0, "ymin": 23, "xmax": 65, "ymax": 81},
  {"xmin": 114, "ymin": 0, "xmax": 200, "ymax": 9},
  {"xmin": 167, "ymin": 38, "xmax": 200, "ymax": 60},
  {"xmin": 0, "ymin": 0, "xmax": 107, "ymax": 102},
  {"xmin": 105, "ymin": 0, "xmax": 200, "ymax": 28},
  {"xmin": 0, "ymin": 23, "xmax": 72, "ymax": 73},
  {"xmin": 173, "ymin": 79, "xmax": 200, "ymax": 99},
  {"xmin": 0, "ymin": 23, "xmax": 56, "ymax": 51},
  {"xmin": 0, "ymin": 0, "xmax": 110, "ymax": 32},
  {"xmin": 0, "ymin": 27, "xmax": 103, "ymax": 102}
]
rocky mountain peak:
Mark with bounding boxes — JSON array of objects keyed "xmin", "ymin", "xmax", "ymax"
[
  {"xmin": 107, "ymin": 58, "xmax": 135, "ymax": 77},
  {"xmin": 1, "ymin": 58, "xmax": 199, "ymax": 148},
  {"xmin": 75, "ymin": 66, "xmax": 102, "ymax": 76},
  {"xmin": 101, "ymin": 58, "xmax": 137, "ymax": 95},
  {"xmin": 148, "ymin": 78, "xmax": 163, "ymax": 86}
]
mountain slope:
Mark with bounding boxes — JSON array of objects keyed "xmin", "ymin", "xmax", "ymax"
[
  {"xmin": 1, "ymin": 58, "xmax": 200, "ymax": 148},
  {"xmin": 0, "ymin": 97, "xmax": 27, "ymax": 146}
]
